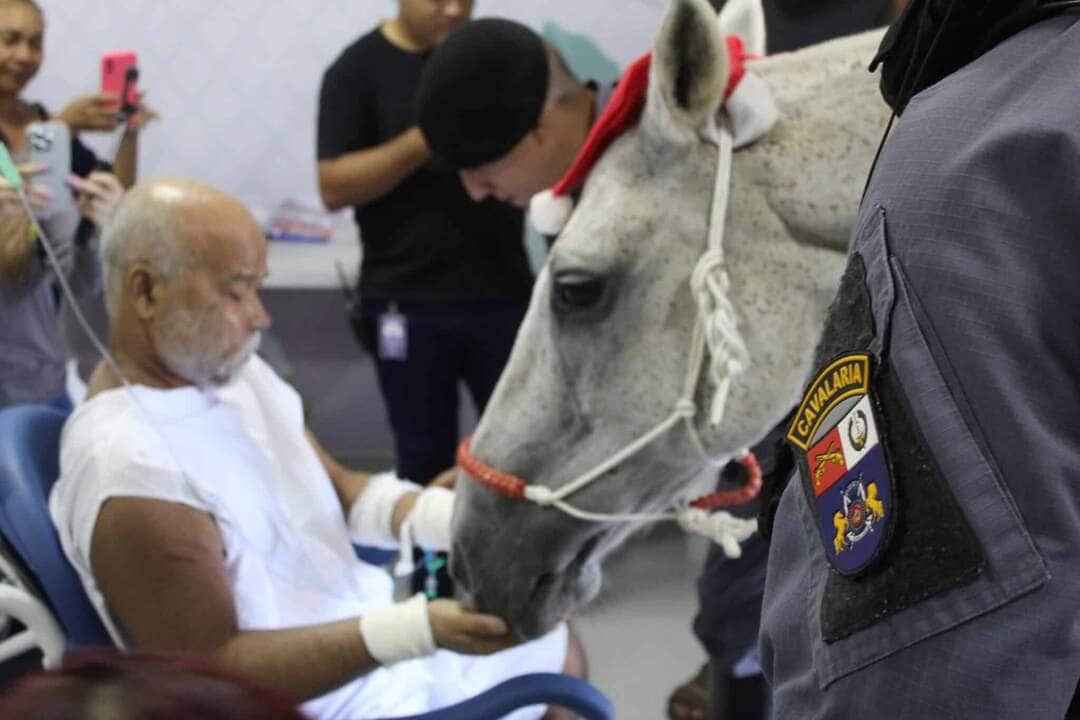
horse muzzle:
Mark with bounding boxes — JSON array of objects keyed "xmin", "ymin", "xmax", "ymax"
[{"xmin": 450, "ymin": 523, "xmax": 605, "ymax": 639}]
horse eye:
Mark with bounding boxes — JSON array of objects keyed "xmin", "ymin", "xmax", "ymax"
[{"xmin": 551, "ymin": 273, "xmax": 607, "ymax": 312}]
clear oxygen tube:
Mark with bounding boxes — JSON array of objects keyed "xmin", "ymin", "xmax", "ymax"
[{"xmin": 10, "ymin": 67, "xmax": 141, "ymax": 389}]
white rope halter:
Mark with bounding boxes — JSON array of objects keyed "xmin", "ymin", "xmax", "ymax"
[{"xmin": 460, "ymin": 118, "xmax": 760, "ymax": 557}]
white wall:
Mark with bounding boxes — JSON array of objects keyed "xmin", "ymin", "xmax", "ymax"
[{"xmin": 29, "ymin": 0, "xmax": 665, "ymax": 220}]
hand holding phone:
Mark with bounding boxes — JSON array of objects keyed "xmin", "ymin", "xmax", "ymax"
[
  {"xmin": 0, "ymin": 143, "xmax": 52, "ymax": 220},
  {"xmin": 26, "ymin": 121, "xmax": 76, "ymax": 220},
  {"xmin": 67, "ymin": 171, "xmax": 124, "ymax": 232},
  {"xmin": 101, "ymin": 50, "xmax": 138, "ymax": 114},
  {"xmin": 56, "ymin": 94, "xmax": 122, "ymax": 133}
]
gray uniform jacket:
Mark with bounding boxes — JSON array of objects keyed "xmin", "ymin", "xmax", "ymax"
[
  {"xmin": 761, "ymin": 13, "xmax": 1080, "ymax": 719},
  {"xmin": 0, "ymin": 208, "xmax": 97, "ymax": 407}
]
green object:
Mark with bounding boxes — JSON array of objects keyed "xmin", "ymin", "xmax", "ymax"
[
  {"xmin": 0, "ymin": 142, "xmax": 22, "ymax": 188},
  {"xmin": 542, "ymin": 21, "xmax": 621, "ymax": 85}
]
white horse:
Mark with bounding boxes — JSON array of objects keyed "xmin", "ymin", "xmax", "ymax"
[{"xmin": 452, "ymin": 0, "xmax": 891, "ymax": 638}]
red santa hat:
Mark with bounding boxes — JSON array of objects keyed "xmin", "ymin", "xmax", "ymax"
[{"xmin": 530, "ymin": 35, "xmax": 777, "ymax": 237}]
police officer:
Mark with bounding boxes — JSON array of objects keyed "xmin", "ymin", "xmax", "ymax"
[
  {"xmin": 759, "ymin": 2, "xmax": 1080, "ymax": 716},
  {"xmin": 683, "ymin": 2, "xmax": 906, "ymax": 717}
]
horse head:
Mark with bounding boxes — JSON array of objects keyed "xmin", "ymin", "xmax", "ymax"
[{"xmin": 452, "ymin": 0, "xmax": 889, "ymax": 638}]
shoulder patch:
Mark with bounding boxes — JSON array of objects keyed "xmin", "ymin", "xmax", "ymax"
[{"xmin": 788, "ymin": 352, "xmax": 894, "ymax": 576}]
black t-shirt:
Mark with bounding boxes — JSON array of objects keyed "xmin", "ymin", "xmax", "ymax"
[
  {"xmin": 763, "ymin": 0, "xmax": 894, "ymax": 54},
  {"xmin": 318, "ymin": 28, "xmax": 533, "ymax": 302}
]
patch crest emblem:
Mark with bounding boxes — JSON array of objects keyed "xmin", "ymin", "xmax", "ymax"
[{"xmin": 787, "ymin": 353, "xmax": 894, "ymax": 575}]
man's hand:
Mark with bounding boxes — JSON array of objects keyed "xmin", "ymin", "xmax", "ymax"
[
  {"xmin": 428, "ymin": 599, "xmax": 520, "ymax": 655},
  {"xmin": 431, "ymin": 466, "xmax": 458, "ymax": 489},
  {"xmin": 69, "ymin": 171, "xmax": 124, "ymax": 231},
  {"xmin": 57, "ymin": 93, "xmax": 122, "ymax": 132}
]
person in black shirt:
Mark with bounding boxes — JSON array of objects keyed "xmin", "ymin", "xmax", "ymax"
[
  {"xmin": 761, "ymin": 0, "xmax": 904, "ymax": 54},
  {"xmin": 316, "ymin": 1, "xmax": 535, "ymax": 594}
]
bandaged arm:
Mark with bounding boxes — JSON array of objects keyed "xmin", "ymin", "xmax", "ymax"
[
  {"xmin": 91, "ymin": 495, "xmax": 443, "ymax": 704},
  {"xmin": 307, "ymin": 429, "xmax": 453, "ymax": 552},
  {"xmin": 346, "ymin": 471, "xmax": 454, "ymax": 552}
]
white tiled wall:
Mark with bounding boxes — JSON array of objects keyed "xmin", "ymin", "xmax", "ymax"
[{"xmin": 29, "ymin": 1, "xmax": 664, "ymax": 219}]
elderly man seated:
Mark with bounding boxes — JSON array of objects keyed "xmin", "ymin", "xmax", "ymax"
[{"xmin": 48, "ymin": 178, "xmax": 576, "ymax": 719}]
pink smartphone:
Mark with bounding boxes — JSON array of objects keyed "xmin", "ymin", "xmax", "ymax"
[{"xmin": 100, "ymin": 50, "xmax": 138, "ymax": 109}]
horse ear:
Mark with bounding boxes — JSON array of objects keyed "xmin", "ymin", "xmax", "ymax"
[
  {"xmin": 718, "ymin": 0, "xmax": 766, "ymax": 56},
  {"xmin": 644, "ymin": 0, "xmax": 730, "ymax": 145}
]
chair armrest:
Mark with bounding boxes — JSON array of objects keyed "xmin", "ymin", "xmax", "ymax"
[
  {"xmin": 381, "ymin": 672, "xmax": 614, "ymax": 720},
  {"xmin": 0, "ymin": 584, "xmax": 66, "ymax": 669}
]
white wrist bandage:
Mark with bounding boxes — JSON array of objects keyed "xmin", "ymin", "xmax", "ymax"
[
  {"xmin": 406, "ymin": 486, "xmax": 455, "ymax": 552},
  {"xmin": 358, "ymin": 593, "xmax": 436, "ymax": 666},
  {"xmin": 394, "ymin": 486, "xmax": 455, "ymax": 577},
  {"xmin": 347, "ymin": 471, "xmax": 422, "ymax": 549}
]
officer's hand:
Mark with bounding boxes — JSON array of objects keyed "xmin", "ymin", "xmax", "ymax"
[{"xmin": 428, "ymin": 599, "xmax": 520, "ymax": 655}]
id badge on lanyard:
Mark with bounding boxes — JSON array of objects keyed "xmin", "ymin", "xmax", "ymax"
[{"xmin": 378, "ymin": 302, "xmax": 408, "ymax": 361}]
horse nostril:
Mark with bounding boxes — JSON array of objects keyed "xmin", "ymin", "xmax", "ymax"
[
  {"xmin": 565, "ymin": 533, "xmax": 602, "ymax": 574},
  {"xmin": 530, "ymin": 571, "xmax": 557, "ymax": 602}
]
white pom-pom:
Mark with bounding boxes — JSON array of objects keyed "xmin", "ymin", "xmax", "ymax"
[
  {"xmin": 528, "ymin": 189, "xmax": 574, "ymax": 236},
  {"xmin": 726, "ymin": 72, "xmax": 779, "ymax": 149}
]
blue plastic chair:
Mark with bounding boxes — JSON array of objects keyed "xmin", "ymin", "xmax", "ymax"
[
  {"xmin": 0, "ymin": 403, "xmax": 613, "ymax": 718},
  {"xmin": 0, "ymin": 403, "xmax": 111, "ymax": 668}
]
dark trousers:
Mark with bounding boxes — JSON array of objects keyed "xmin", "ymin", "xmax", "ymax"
[
  {"xmin": 696, "ymin": 421, "xmax": 791, "ymax": 720},
  {"xmin": 359, "ymin": 298, "xmax": 527, "ymax": 595},
  {"xmin": 361, "ymin": 298, "xmax": 527, "ymax": 484}
]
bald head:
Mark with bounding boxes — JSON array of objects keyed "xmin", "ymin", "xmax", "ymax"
[
  {"xmin": 100, "ymin": 178, "xmax": 270, "ymax": 388},
  {"xmin": 101, "ymin": 178, "xmax": 260, "ymax": 319},
  {"xmin": 121, "ymin": 177, "xmax": 240, "ymax": 215}
]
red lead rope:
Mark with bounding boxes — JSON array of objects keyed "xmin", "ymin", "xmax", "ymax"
[
  {"xmin": 456, "ymin": 437, "xmax": 527, "ymax": 499},
  {"xmin": 456, "ymin": 436, "xmax": 762, "ymax": 510},
  {"xmin": 690, "ymin": 451, "xmax": 762, "ymax": 510}
]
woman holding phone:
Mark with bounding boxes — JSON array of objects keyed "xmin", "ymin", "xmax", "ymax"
[{"xmin": 0, "ymin": 0, "xmax": 153, "ymax": 407}]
